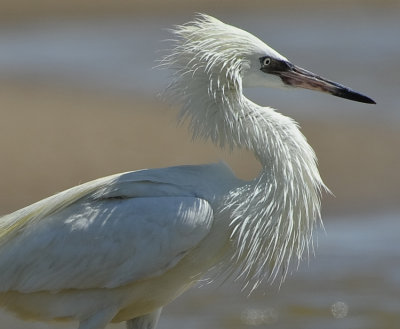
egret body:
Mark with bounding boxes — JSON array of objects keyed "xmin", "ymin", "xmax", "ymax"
[{"xmin": 0, "ymin": 15, "xmax": 374, "ymax": 329}]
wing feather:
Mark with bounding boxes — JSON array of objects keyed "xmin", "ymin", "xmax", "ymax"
[
  {"xmin": 0, "ymin": 173, "xmax": 120, "ymax": 244},
  {"xmin": 0, "ymin": 163, "xmax": 239, "ymax": 293},
  {"xmin": 0, "ymin": 171, "xmax": 215, "ymax": 293}
]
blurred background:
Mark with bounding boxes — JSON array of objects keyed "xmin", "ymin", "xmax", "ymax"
[{"xmin": 0, "ymin": 1, "xmax": 399, "ymax": 328}]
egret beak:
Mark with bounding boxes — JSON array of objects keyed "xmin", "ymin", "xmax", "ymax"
[{"xmin": 275, "ymin": 63, "xmax": 376, "ymax": 104}]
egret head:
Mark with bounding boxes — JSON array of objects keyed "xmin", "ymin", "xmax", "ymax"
[
  {"xmin": 165, "ymin": 14, "xmax": 375, "ymax": 105},
  {"xmin": 164, "ymin": 14, "xmax": 286, "ymax": 96}
]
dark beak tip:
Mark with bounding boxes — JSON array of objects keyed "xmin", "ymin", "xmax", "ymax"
[
  {"xmin": 358, "ymin": 95, "xmax": 376, "ymax": 105},
  {"xmin": 367, "ymin": 98, "xmax": 377, "ymax": 105},
  {"xmin": 334, "ymin": 88, "xmax": 376, "ymax": 105},
  {"xmin": 356, "ymin": 93, "xmax": 376, "ymax": 105}
]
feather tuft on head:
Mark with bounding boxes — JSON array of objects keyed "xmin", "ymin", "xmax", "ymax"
[{"xmin": 161, "ymin": 14, "xmax": 273, "ymax": 147}]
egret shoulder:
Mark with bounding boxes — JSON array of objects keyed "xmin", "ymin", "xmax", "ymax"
[{"xmin": 94, "ymin": 162, "xmax": 241, "ymax": 203}]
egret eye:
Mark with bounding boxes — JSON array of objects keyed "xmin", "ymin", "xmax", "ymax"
[{"xmin": 263, "ymin": 57, "xmax": 271, "ymax": 66}]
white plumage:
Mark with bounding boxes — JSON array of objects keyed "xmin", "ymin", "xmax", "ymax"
[{"xmin": 0, "ymin": 14, "xmax": 374, "ymax": 329}]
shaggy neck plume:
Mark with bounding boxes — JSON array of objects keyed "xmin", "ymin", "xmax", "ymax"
[
  {"xmin": 223, "ymin": 98, "xmax": 325, "ymax": 288},
  {"xmin": 163, "ymin": 14, "xmax": 326, "ymax": 289}
]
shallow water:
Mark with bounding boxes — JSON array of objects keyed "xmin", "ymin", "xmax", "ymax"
[
  {"xmin": 160, "ymin": 212, "xmax": 400, "ymax": 329},
  {"xmin": 1, "ymin": 212, "xmax": 399, "ymax": 329}
]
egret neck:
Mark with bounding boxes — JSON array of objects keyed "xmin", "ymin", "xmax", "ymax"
[{"xmin": 164, "ymin": 18, "xmax": 326, "ymax": 288}]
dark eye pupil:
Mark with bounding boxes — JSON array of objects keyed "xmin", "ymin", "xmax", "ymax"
[{"xmin": 263, "ymin": 58, "xmax": 271, "ymax": 66}]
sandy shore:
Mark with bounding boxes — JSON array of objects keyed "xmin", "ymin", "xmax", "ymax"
[{"xmin": 0, "ymin": 81, "xmax": 398, "ymax": 216}]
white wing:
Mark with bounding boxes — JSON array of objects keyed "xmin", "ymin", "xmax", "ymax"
[{"xmin": 0, "ymin": 164, "xmax": 238, "ymax": 293}]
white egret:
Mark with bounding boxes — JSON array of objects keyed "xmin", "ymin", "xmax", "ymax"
[{"xmin": 0, "ymin": 14, "xmax": 375, "ymax": 329}]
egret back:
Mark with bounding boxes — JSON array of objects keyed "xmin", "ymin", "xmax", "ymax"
[{"xmin": 0, "ymin": 163, "xmax": 240, "ymax": 293}]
